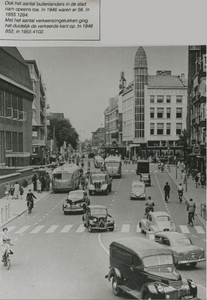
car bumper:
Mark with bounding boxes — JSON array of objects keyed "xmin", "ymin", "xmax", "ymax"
[
  {"xmin": 177, "ymin": 258, "xmax": 206, "ymax": 265},
  {"xmin": 63, "ymin": 206, "xmax": 84, "ymax": 213}
]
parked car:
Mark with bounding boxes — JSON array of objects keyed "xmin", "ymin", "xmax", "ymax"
[
  {"xmin": 88, "ymin": 171, "xmax": 112, "ymax": 195},
  {"xmin": 130, "ymin": 181, "xmax": 146, "ymax": 200},
  {"xmin": 62, "ymin": 190, "xmax": 85, "ymax": 214},
  {"xmin": 140, "ymin": 211, "xmax": 176, "ymax": 233},
  {"xmin": 154, "ymin": 231, "xmax": 206, "ymax": 268},
  {"xmin": 82, "ymin": 205, "xmax": 115, "ymax": 232},
  {"xmin": 105, "ymin": 237, "xmax": 198, "ymax": 299},
  {"xmin": 140, "ymin": 173, "xmax": 151, "ymax": 186}
]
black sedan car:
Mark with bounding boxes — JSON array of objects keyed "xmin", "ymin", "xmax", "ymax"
[{"xmin": 62, "ymin": 190, "xmax": 85, "ymax": 214}]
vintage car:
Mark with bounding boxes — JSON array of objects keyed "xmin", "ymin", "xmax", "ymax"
[
  {"xmin": 62, "ymin": 190, "xmax": 85, "ymax": 214},
  {"xmin": 130, "ymin": 181, "xmax": 146, "ymax": 200},
  {"xmin": 105, "ymin": 237, "xmax": 198, "ymax": 299},
  {"xmin": 82, "ymin": 205, "xmax": 115, "ymax": 232},
  {"xmin": 154, "ymin": 231, "xmax": 206, "ymax": 268},
  {"xmin": 88, "ymin": 172, "xmax": 112, "ymax": 195},
  {"xmin": 94, "ymin": 155, "xmax": 104, "ymax": 168},
  {"xmin": 140, "ymin": 173, "xmax": 151, "ymax": 186},
  {"xmin": 140, "ymin": 211, "xmax": 176, "ymax": 233}
]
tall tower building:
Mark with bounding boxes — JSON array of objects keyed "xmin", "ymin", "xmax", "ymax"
[{"xmin": 134, "ymin": 47, "xmax": 148, "ymax": 142}]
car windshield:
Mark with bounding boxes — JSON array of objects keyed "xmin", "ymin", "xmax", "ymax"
[
  {"xmin": 68, "ymin": 192, "xmax": 83, "ymax": 201},
  {"xmin": 156, "ymin": 216, "xmax": 170, "ymax": 221},
  {"xmin": 143, "ymin": 254, "xmax": 173, "ymax": 268},
  {"xmin": 92, "ymin": 175, "xmax": 105, "ymax": 181},
  {"xmin": 133, "ymin": 184, "xmax": 143, "ymax": 189},
  {"xmin": 105, "ymin": 162, "xmax": 119, "ymax": 168},
  {"xmin": 173, "ymin": 238, "xmax": 192, "ymax": 246},
  {"xmin": 91, "ymin": 208, "xmax": 107, "ymax": 215}
]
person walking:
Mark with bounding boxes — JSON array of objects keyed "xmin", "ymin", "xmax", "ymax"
[
  {"xmin": 32, "ymin": 173, "xmax": 37, "ymax": 191},
  {"xmin": 19, "ymin": 186, "xmax": 24, "ymax": 199},
  {"xmin": 164, "ymin": 182, "xmax": 170, "ymax": 202},
  {"xmin": 26, "ymin": 189, "xmax": 37, "ymax": 212},
  {"xmin": 45, "ymin": 172, "xmax": 50, "ymax": 191},
  {"xmin": 195, "ymin": 173, "xmax": 199, "ymax": 188},
  {"xmin": 4, "ymin": 183, "xmax": 10, "ymax": 199},
  {"xmin": 37, "ymin": 178, "xmax": 42, "ymax": 193},
  {"xmin": 10, "ymin": 185, "xmax": 14, "ymax": 199},
  {"xmin": 187, "ymin": 198, "xmax": 196, "ymax": 226},
  {"xmin": 14, "ymin": 181, "xmax": 20, "ymax": 199}
]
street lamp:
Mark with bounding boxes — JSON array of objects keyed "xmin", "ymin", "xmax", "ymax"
[{"xmin": 167, "ymin": 148, "xmax": 170, "ymax": 172}]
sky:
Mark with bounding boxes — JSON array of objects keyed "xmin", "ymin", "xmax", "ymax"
[{"xmin": 19, "ymin": 46, "xmax": 188, "ymax": 140}]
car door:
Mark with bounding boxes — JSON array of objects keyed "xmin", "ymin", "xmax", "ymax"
[{"xmin": 130, "ymin": 255, "xmax": 145, "ymax": 291}]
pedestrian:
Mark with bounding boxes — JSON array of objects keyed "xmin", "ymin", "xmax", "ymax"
[
  {"xmin": 40, "ymin": 175, "xmax": 45, "ymax": 192},
  {"xmin": 45, "ymin": 172, "xmax": 50, "ymax": 191},
  {"xmin": 200, "ymin": 173, "xmax": 206, "ymax": 188},
  {"xmin": 32, "ymin": 173, "xmax": 37, "ymax": 191},
  {"xmin": 182, "ymin": 171, "xmax": 186, "ymax": 185},
  {"xmin": 19, "ymin": 186, "xmax": 24, "ymax": 199},
  {"xmin": 14, "ymin": 181, "xmax": 20, "ymax": 199},
  {"xmin": 26, "ymin": 189, "xmax": 36, "ymax": 211},
  {"xmin": 164, "ymin": 182, "xmax": 170, "ymax": 202},
  {"xmin": 4, "ymin": 183, "xmax": 10, "ymax": 199},
  {"xmin": 37, "ymin": 178, "xmax": 41, "ymax": 193},
  {"xmin": 195, "ymin": 173, "xmax": 199, "ymax": 188},
  {"xmin": 10, "ymin": 185, "xmax": 14, "ymax": 199},
  {"xmin": 187, "ymin": 198, "xmax": 196, "ymax": 225}
]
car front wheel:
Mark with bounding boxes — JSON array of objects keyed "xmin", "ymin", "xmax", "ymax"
[
  {"xmin": 105, "ymin": 188, "xmax": 109, "ymax": 195},
  {"xmin": 88, "ymin": 225, "xmax": 93, "ymax": 232},
  {"xmin": 190, "ymin": 262, "xmax": 197, "ymax": 268},
  {"xmin": 112, "ymin": 276, "xmax": 122, "ymax": 296},
  {"xmin": 143, "ymin": 292, "xmax": 152, "ymax": 300}
]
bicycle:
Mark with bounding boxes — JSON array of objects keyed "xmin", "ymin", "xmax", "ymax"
[
  {"xmin": 178, "ymin": 191, "xmax": 183, "ymax": 203},
  {"xmin": 27, "ymin": 200, "xmax": 33, "ymax": 214},
  {"xmin": 188, "ymin": 212, "xmax": 194, "ymax": 227},
  {"xmin": 2, "ymin": 248, "xmax": 13, "ymax": 270}
]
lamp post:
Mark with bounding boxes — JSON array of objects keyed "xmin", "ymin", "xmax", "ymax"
[{"xmin": 167, "ymin": 148, "xmax": 170, "ymax": 172}]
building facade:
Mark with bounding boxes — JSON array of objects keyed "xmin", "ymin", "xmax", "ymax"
[
  {"xmin": 104, "ymin": 96, "xmax": 119, "ymax": 147},
  {"xmin": 26, "ymin": 60, "xmax": 48, "ymax": 165},
  {"xmin": 0, "ymin": 47, "xmax": 33, "ymax": 167},
  {"xmin": 91, "ymin": 127, "xmax": 105, "ymax": 149},
  {"xmin": 187, "ymin": 45, "xmax": 206, "ymax": 173}
]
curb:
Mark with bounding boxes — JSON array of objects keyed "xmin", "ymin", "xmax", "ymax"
[
  {"xmin": 166, "ymin": 169, "xmax": 206, "ymax": 229},
  {"xmin": 0, "ymin": 191, "xmax": 53, "ymax": 228}
]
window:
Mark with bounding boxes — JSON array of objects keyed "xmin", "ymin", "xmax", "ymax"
[
  {"xmin": 176, "ymin": 108, "xmax": 182, "ymax": 118},
  {"xmin": 150, "ymin": 108, "xmax": 154, "ymax": 118},
  {"xmin": 150, "ymin": 123, "xmax": 154, "ymax": 135},
  {"xmin": 176, "ymin": 123, "xmax": 182, "ymax": 135},
  {"xmin": 150, "ymin": 95, "xmax": 155, "ymax": 103},
  {"xmin": 166, "ymin": 95, "xmax": 171, "ymax": 103},
  {"xmin": 166, "ymin": 108, "xmax": 171, "ymax": 118},
  {"xmin": 18, "ymin": 133, "xmax": 23, "ymax": 152},
  {"xmin": 6, "ymin": 131, "xmax": 12, "ymax": 150},
  {"xmin": 0, "ymin": 90, "xmax": 5, "ymax": 117},
  {"xmin": 157, "ymin": 123, "xmax": 164, "ymax": 135},
  {"xmin": 157, "ymin": 95, "xmax": 164, "ymax": 103},
  {"xmin": 157, "ymin": 108, "xmax": 164, "ymax": 118},
  {"xmin": 5, "ymin": 92, "xmax": 13, "ymax": 118},
  {"xmin": 176, "ymin": 95, "xmax": 183, "ymax": 103},
  {"xmin": 166, "ymin": 123, "xmax": 171, "ymax": 135}
]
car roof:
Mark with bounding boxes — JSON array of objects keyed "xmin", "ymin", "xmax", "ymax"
[
  {"xmin": 88, "ymin": 205, "xmax": 106, "ymax": 209},
  {"xmin": 105, "ymin": 155, "xmax": 121, "ymax": 162},
  {"xmin": 69, "ymin": 190, "xmax": 84, "ymax": 195},
  {"xmin": 94, "ymin": 156, "xmax": 104, "ymax": 160},
  {"xmin": 111, "ymin": 237, "xmax": 172, "ymax": 257},
  {"xmin": 155, "ymin": 232, "xmax": 188, "ymax": 239},
  {"xmin": 52, "ymin": 164, "xmax": 80, "ymax": 173},
  {"xmin": 132, "ymin": 181, "xmax": 145, "ymax": 186}
]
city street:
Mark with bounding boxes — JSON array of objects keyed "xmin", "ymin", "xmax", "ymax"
[{"xmin": 0, "ymin": 162, "xmax": 206, "ymax": 299}]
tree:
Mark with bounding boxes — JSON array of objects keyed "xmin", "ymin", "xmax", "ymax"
[{"xmin": 47, "ymin": 116, "xmax": 79, "ymax": 150}]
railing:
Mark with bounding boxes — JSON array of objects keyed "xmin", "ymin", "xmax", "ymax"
[{"xmin": 201, "ymin": 203, "xmax": 206, "ymax": 221}]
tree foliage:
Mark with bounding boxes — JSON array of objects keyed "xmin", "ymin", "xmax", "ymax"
[{"xmin": 47, "ymin": 116, "xmax": 79, "ymax": 149}]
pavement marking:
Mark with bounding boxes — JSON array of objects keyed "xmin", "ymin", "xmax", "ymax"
[
  {"xmin": 131, "ymin": 170, "xmax": 135, "ymax": 172},
  {"xmin": 60, "ymin": 225, "xmax": 73, "ymax": 233},
  {"xmin": 30, "ymin": 225, "xmax": 45, "ymax": 234},
  {"xmin": 15, "ymin": 226, "xmax": 30, "ymax": 234},
  {"xmin": 7, "ymin": 226, "xmax": 16, "ymax": 232},
  {"xmin": 45, "ymin": 225, "xmax": 59, "ymax": 233},
  {"xmin": 98, "ymin": 233, "xmax": 109, "ymax": 255},
  {"xmin": 136, "ymin": 225, "xmax": 141, "ymax": 232},
  {"xmin": 194, "ymin": 226, "xmax": 205, "ymax": 234},
  {"xmin": 125, "ymin": 170, "xmax": 129, "ymax": 172},
  {"xmin": 76, "ymin": 224, "xmax": 85, "ymax": 233},
  {"xmin": 121, "ymin": 224, "xmax": 130, "ymax": 232},
  {"xmin": 179, "ymin": 225, "xmax": 190, "ymax": 234}
]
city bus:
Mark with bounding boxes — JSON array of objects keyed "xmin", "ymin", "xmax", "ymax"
[
  {"xmin": 104, "ymin": 155, "xmax": 122, "ymax": 178},
  {"xmin": 52, "ymin": 164, "xmax": 80, "ymax": 193}
]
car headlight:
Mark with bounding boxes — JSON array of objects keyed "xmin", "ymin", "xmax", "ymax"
[
  {"xmin": 93, "ymin": 218, "xmax": 98, "ymax": 223},
  {"xmin": 190, "ymin": 281, "xmax": 196, "ymax": 288},
  {"xmin": 156, "ymin": 284, "xmax": 164, "ymax": 293}
]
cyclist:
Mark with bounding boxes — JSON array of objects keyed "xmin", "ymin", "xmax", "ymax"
[
  {"xmin": 1, "ymin": 228, "xmax": 14, "ymax": 262},
  {"xmin": 82, "ymin": 192, "xmax": 90, "ymax": 213},
  {"xmin": 164, "ymin": 182, "xmax": 170, "ymax": 202},
  {"xmin": 80, "ymin": 175, "xmax": 86, "ymax": 190},
  {"xmin": 145, "ymin": 196, "xmax": 155, "ymax": 215},
  {"xmin": 26, "ymin": 189, "xmax": 36, "ymax": 211},
  {"xmin": 178, "ymin": 183, "xmax": 184, "ymax": 203},
  {"xmin": 187, "ymin": 198, "xmax": 196, "ymax": 226}
]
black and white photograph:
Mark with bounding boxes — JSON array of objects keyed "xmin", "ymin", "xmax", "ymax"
[{"xmin": 0, "ymin": 1, "xmax": 206, "ymax": 300}]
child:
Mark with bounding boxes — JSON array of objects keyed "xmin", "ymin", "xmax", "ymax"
[{"xmin": 19, "ymin": 186, "xmax": 24, "ymax": 199}]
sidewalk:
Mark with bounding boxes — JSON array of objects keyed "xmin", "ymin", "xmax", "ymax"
[
  {"xmin": 166, "ymin": 165, "xmax": 207, "ymax": 228},
  {"xmin": 0, "ymin": 182, "xmax": 52, "ymax": 228}
]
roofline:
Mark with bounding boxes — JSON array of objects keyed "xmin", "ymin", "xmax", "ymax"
[{"xmin": 0, "ymin": 74, "xmax": 34, "ymax": 96}]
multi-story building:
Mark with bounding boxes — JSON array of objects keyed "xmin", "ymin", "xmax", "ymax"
[
  {"xmin": 0, "ymin": 47, "xmax": 33, "ymax": 167},
  {"xmin": 91, "ymin": 127, "xmax": 105, "ymax": 149},
  {"xmin": 26, "ymin": 60, "xmax": 48, "ymax": 165},
  {"xmin": 104, "ymin": 96, "xmax": 119, "ymax": 147},
  {"xmin": 122, "ymin": 46, "xmax": 188, "ymax": 159},
  {"xmin": 187, "ymin": 45, "xmax": 206, "ymax": 173}
]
